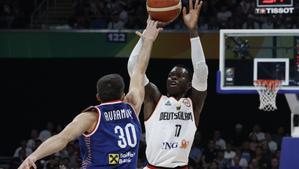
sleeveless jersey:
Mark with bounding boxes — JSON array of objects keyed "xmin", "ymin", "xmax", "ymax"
[
  {"xmin": 145, "ymin": 95, "xmax": 197, "ymax": 168},
  {"xmin": 79, "ymin": 100, "xmax": 141, "ymax": 169}
]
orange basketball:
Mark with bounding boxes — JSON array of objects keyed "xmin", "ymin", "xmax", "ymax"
[{"xmin": 146, "ymin": 0, "xmax": 182, "ymax": 23}]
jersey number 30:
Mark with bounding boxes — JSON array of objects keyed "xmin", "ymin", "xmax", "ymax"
[{"xmin": 114, "ymin": 123, "xmax": 137, "ymax": 148}]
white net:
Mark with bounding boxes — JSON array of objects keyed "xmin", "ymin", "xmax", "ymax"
[{"xmin": 254, "ymin": 80, "xmax": 282, "ymax": 111}]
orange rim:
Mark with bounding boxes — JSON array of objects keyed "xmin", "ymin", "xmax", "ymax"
[{"xmin": 254, "ymin": 80, "xmax": 282, "ymax": 91}]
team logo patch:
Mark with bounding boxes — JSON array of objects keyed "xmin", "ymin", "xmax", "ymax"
[
  {"xmin": 182, "ymin": 99, "xmax": 191, "ymax": 107},
  {"xmin": 108, "ymin": 153, "xmax": 119, "ymax": 165}
]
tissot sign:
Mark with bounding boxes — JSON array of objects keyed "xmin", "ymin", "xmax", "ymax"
[{"xmin": 255, "ymin": 0, "xmax": 294, "ymax": 14}]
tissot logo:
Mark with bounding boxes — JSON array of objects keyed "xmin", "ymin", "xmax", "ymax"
[{"xmin": 255, "ymin": 7, "xmax": 294, "ymax": 14}]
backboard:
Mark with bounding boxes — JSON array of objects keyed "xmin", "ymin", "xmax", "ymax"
[{"xmin": 217, "ymin": 29, "xmax": 299, "ymax": 94}]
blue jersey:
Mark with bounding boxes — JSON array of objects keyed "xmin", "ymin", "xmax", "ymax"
[{"xmin": 79, "ymin": 100, "xmax": 141, "ymax": 169}]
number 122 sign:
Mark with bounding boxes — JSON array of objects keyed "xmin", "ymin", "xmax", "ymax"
[{"xmin": 257, "ymin": 0, "xmax": 293, "ymax": 7}]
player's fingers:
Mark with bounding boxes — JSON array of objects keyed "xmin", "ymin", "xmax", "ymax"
[
  {"xmin": 197, "ymin": 0, "xmax": 203, "ymax": 11},
  {"xmin": 157, "ymin": 28, "xmax": 163, "ymax": 32},
  {"xmin": 189, "ymin": 0, "xmax": 193, "ymax": 9},
  {"xmin": 196, "ymin": 1, "xmax": 202, "ymax": 15},
  {"xmin": 19, "ymin": 162, "xmax": 28, "ymax": 169},
  {"xmin": 153, "ymin": 21, "xmax": 159, "ymax": 28},
  {"xmin": 157, "ymin": 20, "xmax": 171, "ymax": 27},
  {"xmin": 135, "ymin": 31, "xmax": 142, "ymax": 37},
  {"xmin": 29, "ymin": 159, "xmax": 37, "ymax": 169},
  {"xmin": 194, "ymin": 0, "xmax": 200, "ymax": 9},
  {"xmin": 182, "ymin": 6, "xmax": 187, "ymax": 16},
  {"xmin": 151, "ymin": 20, "xmax": 155, "ymax": 26}
]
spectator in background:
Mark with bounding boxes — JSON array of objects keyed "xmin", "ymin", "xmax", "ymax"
[
  {"xmin": 107, "ymin": 11, "xmax": 125, "ymax": 29},
  {"xmin": 26, "ymin": 129, "xmax": 39, "ymax": 150},
  {"xmin": 249, "ymin": 124, "xmax": 265, "ymax": 142},
  {"xmin": 240, "ymin": 141, "xmax": 252, "ymax": 166},
  {"xmin": 261, "ymin": 17, "xmax": 274, "ymax": 29},
  {"xmin": 189, "ymin": 131, "xmax": 203, "ymax": 168},
  {"xmin": 272, "ymin": 126, "xmax": 287, "ymax": 150},
  {"xmin": 269, "ymin": 157, "xmax": 279, "ymax": 169},
  {"xmin": 265, "ymin": 133, "xmax": 278, "ymax": 153},
  {"xmin": 214, "ymin": 150, "xmax": 227, "ymax": 169},
  {"xmin": 224, "ymin": 143, "xmax": 236, "ymax": 165},
  {"xmin": 216, "ymin": 6, "xmax": 232, "ymax": 28},
  {"xmin": 229, "ymin": 155, "xmax": 243, "ymax": 169},
  {"xmin": 235, "ymin": 149, "xmax": 248, "ymax": 169},
  {"xmin": 214, "ymin": 129, "xmax": 226, "ymax": 150},
  {"xmin": 201, "ymin": 140, "xmax": 218, "ymax": 166},
  {"xmin": 13, "ymin": 140, "xmax": 32, "ymax": 158},
  {"xmin": 232, "ymin": 123, "xmax": 247, "ymax": 147},
  {"xmin": 248, "ymin": 158, "xmax": 260, "ymax": 169},
  {"xmin": 208, "ymin": 160, "xmax": 219, "ymax": 169},
  {"xmin": 38, "ymin": 121, "xmax": 54, "ymax": 142},
  {"xmin": 242, "ymin": 16, "xmax": 260, "ymax": 29}
]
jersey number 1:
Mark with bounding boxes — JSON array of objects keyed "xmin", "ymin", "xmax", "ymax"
[{"xmin": 114, "ymin": 123, "xmax": 137, "ymax": 148}]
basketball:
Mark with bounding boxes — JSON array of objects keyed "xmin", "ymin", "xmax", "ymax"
[{"xmin": 146, "ymin": 0, "xmax": 182, "ymax": 23}]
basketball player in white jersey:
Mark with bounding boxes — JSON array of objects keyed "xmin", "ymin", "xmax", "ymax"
[
  {"xmin": 17, "ymin": 20, "xmax": 162, "ymax": 169},
  {"xmin": 128, "ymin": 0, "xmax": 207, "ymax": 168}
]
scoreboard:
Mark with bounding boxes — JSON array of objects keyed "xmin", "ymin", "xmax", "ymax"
[
  {"xmin": 257, "ymin": 0, "xmax": 293, "ymax": 7},
  {"xmin": 255, "ymin": 0, "xmax": 295, "ymax": 14}
]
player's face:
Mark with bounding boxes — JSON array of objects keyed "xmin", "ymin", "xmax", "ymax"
[{"xmin": 166, "ymin": 66, "xmax": 191, "ymax": 97}]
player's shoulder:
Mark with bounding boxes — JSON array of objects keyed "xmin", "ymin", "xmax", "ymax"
[{"xmin": 82, "ymin": 105, "xmax": 98, "ymax": 113}]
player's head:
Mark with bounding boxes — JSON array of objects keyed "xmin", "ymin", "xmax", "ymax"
[
  {"xmin": 166, "ymin": 65, "xmax": 192, "ymax": 98},
  {"xmin": 96, "ymin": 74, "xmax": 125, "ymax": 102}
]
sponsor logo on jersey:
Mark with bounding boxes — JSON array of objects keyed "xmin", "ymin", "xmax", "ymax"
[
  {"xmin": 179, "ymin": 139, "xmax": 189, "ymax": 149},
  {"xmin": 162, "ymin": 140, "xmax": 190, "ymax": 150},
  {"xmin": 108, "ymin": 152, "xmax": 136, "ymax": 165},
  {"xmin": 165, "ymin": 100, "xmax": 172, "ymax": 106},
  {"xmin": 108, "ymin": 153, "xmax": 119, "ymax": 165},
  {"xmin": 162, "ymin": 141, "xmax": 179, "ymax": 150},
  {"xmin": 159, "ymin": 112, "xmax": 193, "ymax": 121}
]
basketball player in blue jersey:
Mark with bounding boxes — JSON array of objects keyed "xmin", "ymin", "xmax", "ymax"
[
  {"xmin": 128, "ymin": 0, "xmax": 207, "ymax": 168},
  {"xmin": 17, "ymin": 20, "xmax": 163, "ymax": 169}
]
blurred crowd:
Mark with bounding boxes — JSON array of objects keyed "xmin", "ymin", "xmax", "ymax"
[
  {"xmin": 6, "ymin": 121, "xmax": 287, "ymax": 169},
  {"xmin": 0, "ymin": 0, "xmax": 298, "ymax": 30}
]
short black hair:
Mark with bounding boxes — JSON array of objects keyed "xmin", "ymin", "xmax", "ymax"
[
  {"xmin": 97, "ymin": 74, "xmax": 125, "ymax": 102},
  {"xmin": 173, "ymin": 64, "xmax": 192, "ymax": 81}
]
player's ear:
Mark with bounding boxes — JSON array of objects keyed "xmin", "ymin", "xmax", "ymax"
[
  {"xmin": 96, "ymin": 93, "xmax": 101, "ymax": 102},
  {"xmin": 121, "ymin": 93, "xmax": 125, "ymax": 100}
]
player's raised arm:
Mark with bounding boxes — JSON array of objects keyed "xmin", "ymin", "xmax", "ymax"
[
  {"xmin": 18, "ymin": 112, "xmax": 97, "ymax": 169},
  {"xmin": 183, "ymin": 0, "xmax": 208, "ymax": 125},
  {"xmin": 125, "ymin": 20, "xmax": 162, "ymax": 115}
]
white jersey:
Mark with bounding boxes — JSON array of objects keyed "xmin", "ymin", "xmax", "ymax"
[{"xmin": 145, "ymin": 95, "xmax": 197, "ymax": 168}]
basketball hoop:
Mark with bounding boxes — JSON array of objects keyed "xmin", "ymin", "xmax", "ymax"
[{"xmin": 254, "ymin": 80, "xmax": 282, "ymax": 111}]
